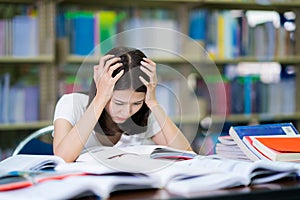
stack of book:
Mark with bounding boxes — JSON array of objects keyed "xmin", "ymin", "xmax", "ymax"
[
  {"xmin": 216, "ymin": 123, "xmax": 300, "ymax": 162},
  {"xmin": 215, "ymin": 135, "xmax": 251, "ymax": 161}
]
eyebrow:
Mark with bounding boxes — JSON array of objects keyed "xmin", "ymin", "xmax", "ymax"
[{"xmin": 114, "ymin": 99, "xmax": 144, "ymax": 104}]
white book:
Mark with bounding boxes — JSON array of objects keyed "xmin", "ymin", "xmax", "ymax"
[
  {"xmin": 0, "ymin": 146, "xmax": 299, "ymax": 198},
  {"xmin": 168, "ymin": 155, "xmax": 299, "ymax": 196}
]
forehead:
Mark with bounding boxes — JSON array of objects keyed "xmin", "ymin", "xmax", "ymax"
[{"xmin": 112, "ymin": 89, "xmax": 145, "ymax": 102}]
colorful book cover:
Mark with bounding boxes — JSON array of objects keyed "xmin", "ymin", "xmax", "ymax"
[
  {"xmin": 12, "ymin": 15, "xmax": 39, "ymax": 57},
  {"xmin": 254, "ymin": 136, "xmax": 300, "ymax": 152},
  {"xmin": 229, "ymin": 123, "xmax": 299, "ymax": 161},
  {"xmin": 250, "ymin": 135, "xmax": 300, "ymax": 161},
  {"xmin": 24, "ymin": 86, "xmax": 39, "ymax": 122},
  {"xmin": 0, "ymin": 20, "xmax": 5, "ymax": 56}
]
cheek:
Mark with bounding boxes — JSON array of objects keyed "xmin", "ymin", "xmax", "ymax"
[
  {"xmin": 105, "ymin": 101, "xmax": 117, "ymax": 116},
  {"xmin": 132, "ymin": 104, "xmax": 143, "ymax": 115}
]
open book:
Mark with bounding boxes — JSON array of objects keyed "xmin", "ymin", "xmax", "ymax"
[
  {"xmin": 150, "ymin": 147, "xmax": 197, "ymax": 160},
  {"xmin": 0, "ymin": 153, "xmax": 161, "ymax": 199},
  {"xmin": 0, "ymin": 170, "xmax": 160, "ymax": 200},
  {"xmin": 166, "ymin": 155, "xmax": 300, "ymax": 196},
  {"xmin": 0, "ymin": 145, "xmax": 299, "ymax": 199},
  {"xmin": 77, "ymin": 144, "xmax": 197, "ymax": 162},
  {"xmin": 62, "ymin": 145, "xmax": 300, "ymax": 192},
  {"xmin": 0, "ymin": 154, "xmax": 65, "ymax": 173}
]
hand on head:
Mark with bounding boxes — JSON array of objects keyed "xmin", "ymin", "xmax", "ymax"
[
  {"xmin": 139, "ymin": 57, "xmax": 159, "ymax": 109},
  {"xmin": 93, "ymin": 54, "xmax": 124, "ymax": 103}
]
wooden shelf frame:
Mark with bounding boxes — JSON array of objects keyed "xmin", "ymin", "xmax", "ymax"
[
  {"xmin": 65, "ymin": 55, "xmax": 300, "ymax": 66},
  {"xmin": 0, "ymin": 120, "xmax": 52, "ymax": 131},
  {"xmin": 57, "ymin": 0, "xmax": 300, "ymax": 11},
  {"xmin": 171, "ymin": 113, "xmax": 300, "ymax": 125},
  {"xmin": 0, "ymin": 55, "xmax": 54, "ymax": 64}
]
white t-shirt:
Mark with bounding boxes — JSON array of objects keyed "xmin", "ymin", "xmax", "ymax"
[{"xmin": 53, "ymin": 93, "xmax": 161, "ymax": 153}]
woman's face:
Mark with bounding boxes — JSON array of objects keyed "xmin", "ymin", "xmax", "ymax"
[{"xmin": 105, "ymin": 89, "xmax": 146, "ymax": 124}]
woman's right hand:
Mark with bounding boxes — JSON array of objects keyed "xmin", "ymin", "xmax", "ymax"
[{"xmin": 93, "ymin": 55, "xmax": 124, "ymax": 103}]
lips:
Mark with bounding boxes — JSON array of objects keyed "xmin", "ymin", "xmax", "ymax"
[{"xmin": 114, "ymin": 117, "xmax": 127, "ymax": 122}]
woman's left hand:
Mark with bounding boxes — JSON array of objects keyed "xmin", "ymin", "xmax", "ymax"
[{"xmin": 139, "ymin": 58, "xmax": 159, "ymax": 109}]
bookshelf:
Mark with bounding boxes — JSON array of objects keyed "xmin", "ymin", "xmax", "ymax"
[
  {"xmin": 0, "ymin": 0, "xmax": 55, "ymax": 131},
  {"xmin": 55, "ymin": 0, "xmax": 300, "ymax": 126},
  {"xmin": 1, "ymin": 0, "xmax": 300, "ymax": 155}
]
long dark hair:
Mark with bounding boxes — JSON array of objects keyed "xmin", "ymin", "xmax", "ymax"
[{"xmin": 88, "ymin": 47, "xmax": 150, "ymax": 136}]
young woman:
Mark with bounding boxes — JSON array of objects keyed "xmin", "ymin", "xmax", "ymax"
[{"xmin": 53, "ymin": 47, "xmax": 192, "ymax": 162}]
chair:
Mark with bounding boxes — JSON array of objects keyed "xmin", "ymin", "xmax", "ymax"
[{"xmin": 12, "ymin": 125, "xmax": 54, "ymax": 156}]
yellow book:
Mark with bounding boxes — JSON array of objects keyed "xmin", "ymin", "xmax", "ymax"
[{"xmin": 217, "ymin": 12, "xmax": 225, "ymax": 59}]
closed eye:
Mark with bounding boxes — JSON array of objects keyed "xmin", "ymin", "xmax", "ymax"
[
  {"xmin": 113, "ymin": 100, "xmax": 124, "ymax": 105},
  {"xmin": 133, "ymin": 101, "xmax": 143, "ymax": 106}
]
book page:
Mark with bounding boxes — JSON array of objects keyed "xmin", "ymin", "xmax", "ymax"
[
  {"xmin": 0, "ymin": 175, "xmax": 154, "ymax": 200},
  {"xmin": 77, "ymin": 145, "xmax": 169, "ymax": 163},
  {"xmin": 178, "ymin": 155, "xmax": 298, "ymax": 185},
  {"xmin": 0, "ymin": 155, "xmax": 65, "ymax": 173},
  {"xmin": 166, "ymin": 172, "xmax": 243, "ymax": 195}
]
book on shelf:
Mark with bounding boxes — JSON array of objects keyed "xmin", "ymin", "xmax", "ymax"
[
  {"xmin": 227, "ymin": 123, "xmax": 299, "ymax": 162},
  {"xmin": 12, "ymin": 15, "xmax": 39, "ymax": 57},
  {"xmin": 246, "ymin": 135, "xmax": 300, "ymax": 162}
]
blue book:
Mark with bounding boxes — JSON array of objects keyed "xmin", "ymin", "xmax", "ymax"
[
  {"xmin": 229, "ymin": 123, "xmax": 299, "ymax": 161},
  {"xmin": 12, "ymin": 15, "xmax": 38, "ymax": 57},
  {"xmin": 74, "ymin": 14, "xmax": 95, "ymax": 55},
  {"xmin": 189, "ymin": 9, "xmax": 207, "ymax": 41},
  {"xmin": 243, "ymin": 76, "xmax": 252, "ymax": 115},
  {"xmin": 1, "ymin": 73, "xmax": 10, "ymax": 123},
  {"xmin": 24, "ymin": 86, "xmax": 39, "ymax": 122},
  {"xmin": 230, "ymin": 77, "xmax": 244, "ymax": 114}
]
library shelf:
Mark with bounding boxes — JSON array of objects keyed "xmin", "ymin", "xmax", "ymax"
[
  {"xmin": 0, "ymin": 55, "xmax": 54, "ymax": 64},
  {"xmin": 0, "ymin": 120, "xmax": 52, "ymax": 131},
  {"xmin": 170, "ymin": 113, "xmax": 300, "ymax": 125},
  {"xmin": 65, "ymin": 55, "xmax": 203, "ymax": 64}
]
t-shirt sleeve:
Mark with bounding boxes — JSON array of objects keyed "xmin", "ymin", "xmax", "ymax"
[
  {"xmin": 144, "ymin": 113, "xmax": 161, "ymax": 138},
  {"xmin": 53, "ymin": 94, "xmax": 83, "ymax": 126}
]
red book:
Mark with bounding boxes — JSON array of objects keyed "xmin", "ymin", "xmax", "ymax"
[
  {"xmin": 251, "ymin": 136, "xmax": 300, "ymax": 162},
  {"xmin": 255, "ymin": 137, "xmax": 300, "ymax": 152},
  {"xmin": 0, "ymin": 171, "xmax": 86, "ymax": 191}
]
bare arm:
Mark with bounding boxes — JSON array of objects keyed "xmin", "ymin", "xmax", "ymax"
[
  {"xmin": 53, "ymin": 55, "xmax": 124, "ymax": 162},
  {"xmin": 150, "ymin": 105, "xmax": 192, "ymax": 151},
  {"xmin": 139, "ymin": 58, "xmax": 192, "ymax": 151}
]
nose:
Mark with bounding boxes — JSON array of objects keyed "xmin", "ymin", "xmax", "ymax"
[{"xmin": 121, "ymin": 104, "xmax": 132, "ymax": 117}]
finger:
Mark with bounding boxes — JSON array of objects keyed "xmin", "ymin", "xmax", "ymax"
[
  {"xmin": 108, "ymin": 62, "xmax": 123, "ymax": 75},
  {"xmin": 99, "ymin": 54, "xmax": 114, "ymax": 66},
  {"xmin": 142, "ymin": 58, "xmax": 156, "ymax": 68},
  {"xmin": 143, "ymin": 57, "xmax": 156, "ymax": 65},
  {"xmin": 113, "ymin": 69, "xmax": 124, "ymax": 82},
  {"xmin": 140, "ymin": 60, "xmax": 153, "ymax": 72},
  {"xmin": 139, "ymin": 76, "xmax": 149, "ymax": 87},
  {"xmin": 94, "ymin": 65, "xmax": 102, "ymax": 80},
  {"xmin": 141, "ymin": 61, "xmax": 156, "ymax": 74},
  {"xmin": 140, "ymin": 66, "xmax": 152, "ymax": 78},
  {"xmin": 105, "ymin": 57, "xmax": 121, "ymax": 71}
]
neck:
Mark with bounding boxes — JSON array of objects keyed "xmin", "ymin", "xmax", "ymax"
[{"xmin": 95, "ymin": 132, "xmax": 122, "ymax": 146}]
